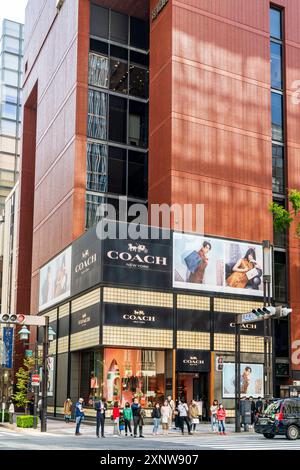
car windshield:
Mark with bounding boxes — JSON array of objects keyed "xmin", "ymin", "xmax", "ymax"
[{"xmin": 264, "ymin": 401, "xmax": 281, "ymax": 416}]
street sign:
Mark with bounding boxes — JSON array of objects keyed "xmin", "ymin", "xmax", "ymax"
[{"xmin": 31, "ymin": 374, "xmax": 40, "ymax": 387}]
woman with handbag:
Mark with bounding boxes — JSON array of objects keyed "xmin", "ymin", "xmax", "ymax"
[{"xmin": 188, "ymin": 400, "xmax": 199, "ymax": 433}]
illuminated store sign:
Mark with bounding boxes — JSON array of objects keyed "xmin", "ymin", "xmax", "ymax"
[
  {"xmin": 176, "ymin": 350, "xmax": 211, "ymax": 372},
  {"xmin": 104, "ymin": 303, "xmax": 173, "ymax": 329}
]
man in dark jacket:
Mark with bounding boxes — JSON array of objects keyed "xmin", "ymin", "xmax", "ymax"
[
  {"xmin": 131, "ymin": 398, "xmax": 144, "ymax": 438},
  {"xmin": 95, "ymin": 397, "xmax": 107, "ymax": 438}
]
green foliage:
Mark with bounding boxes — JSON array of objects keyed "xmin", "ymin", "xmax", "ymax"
[
  {"xmin": 269, "ymin": 202, "xmax": 293, "ymax": 232},
  {"xmin": 289, "ymin": 189, "xmax": 300, "ymax": 215},
  {"xmin": 12, "ymin": 357, "xmax": 35, "ymax": 409},
  {"xmin": 0, "ymin": 412, "xmax": 9, "ymax": 423},
  {"xmin": 16, "ymin": 415, "xmax": 38, "ymax": 428}
]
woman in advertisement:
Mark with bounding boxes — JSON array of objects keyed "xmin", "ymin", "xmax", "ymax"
[
  {"xmin": 226, "ymin": 248, "xmax": 262, "ymax": 289},
  {"xmin": 188, "ymin": 241, "xmax": 212, "ymax": 284}
]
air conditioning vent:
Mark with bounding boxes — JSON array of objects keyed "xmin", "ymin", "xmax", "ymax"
[{"xmin": 56, "ymin": 0, "xmax": 64, "ymax": 11}]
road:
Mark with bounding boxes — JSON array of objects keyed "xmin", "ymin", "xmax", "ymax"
[{"xmin": 1, "ymin": 424, "xmax": 300, "ymax": 450}]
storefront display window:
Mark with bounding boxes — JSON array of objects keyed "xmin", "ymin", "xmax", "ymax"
[
  {"xmin": 104, "ymin": 348, "xmax": 165, "ymax": 408},
  {"xmin": 79, "ymin": 350, "xmax": 104, "ymax": 407}
]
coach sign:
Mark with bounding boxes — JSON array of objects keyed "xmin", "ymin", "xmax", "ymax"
[{"xmin": 176, "ymin": 350, "xmax": 211, "ymax": 372}]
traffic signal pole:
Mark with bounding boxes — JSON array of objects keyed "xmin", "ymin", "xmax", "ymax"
[
  {"xmin": 235, "ymin": 321, "xmax": 241, "ymax": 432},
  {"xmin": 41, "ymin": 316, "xmax": 49, "ymax": 433}
]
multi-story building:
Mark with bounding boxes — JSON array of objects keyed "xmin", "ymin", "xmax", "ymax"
[
  {"xmin": 14, "ymin": 0, "xmax": 300, "ymax": 418},
  {"xmin": 0, "ymin": 19, "xmax": 23, "ymax": 213}
]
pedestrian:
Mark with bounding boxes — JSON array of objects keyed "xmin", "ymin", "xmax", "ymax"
[
  {"xmin": 38, "ymin": 398, "xmax": 43, "ymax": 422},
  {"xmin": 152, "ymin": 402, "xmax": 161, "ymax": 435},
  {"xmin": 131, "ymin": 398, "xmax": 145, "ymax": 438},
  {"xmin": 177, "ymin": 399, "xmax": 192, "ymax": 435},
  {"xmin": 210, "ymin": 399, "xmax": 218, "ymax": 432},
  {"xmin": 255, "ymin": 396, "xmax": 263, "ymax": 417},
  {"xmin": 63, "ymin": 398, "xmax": 73, "ymax": 423},
  {"xmin": 249, "ymin": 396, "xmax": 256, "ymax": 428},
  {"xmin": 161, "ymin": 399, "xmax": 172, "ymax": 435},
  {"xmin": 8, "ymin": 400, "xmax": 15, "ymax": 425},
  {"xmin": 174, "ymin": 400, "xmax": 180, "ymax": 429},
  {"xmin": 112, "ymin": 401, "xmax": 121, "ymax": 437},
  {"xmin": 95, "ymin": 397, "xmax": 107, "ymax": 438},
  {"xmin": 217, "ymin": 403, "xmax": 226, "ymax": 435},
  {"xmin": 189, "ymin": 399, "xmax": 199, "ymax": 433},
  {"xmin": 29, "ymin": 397, "xmax": 34, "ymax": 415},
  {"xmin": 75, "ymin": 398, "xmax": 85, "ymax": 436},
  {"xmin": 123, "ymin": 402, "xmax": 133, "ymax": 436},
  {"xmin": 167, "ymin": 395, "xmax": 175, "ymax": 429}
]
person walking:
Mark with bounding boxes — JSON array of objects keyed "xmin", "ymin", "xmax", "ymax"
[
  {"xmin": 123, "ymin": 402, "xmax": 133, "ymax": 436},
  {"xmin": 152, "ymin": 402, "xmax": 161, "ymax": 435},
  {"xmin": 75, "ymin": 398, "xmax": 85, "ymax": 436},
  {"xmin": 177, "ymin": 399, "xmax": 192, "ymax": 435},
  {"xmin": 112, "ymin": 401, "xmax": 121, "ymax": 437},
  {"xmin": 210, "ymin": 399, "xmax": 218, "ymax": 432},
  {"xmin": 167, "ymin": 395, "xmax": 175, "ymax": 430},
  {"xmin": 249, "ymin": 396, "xmax": 256, "ymax": 428},
  {"xmin": 255, "ymin": 396, "xmax": 263, "ymax": 419},
  {"xmin": 217, "ymin": 403, "xmax": 227, "ymax": 435},
  {"xmin": 131, "ymin": 398, "xmax": 144, "ymax": 438},
  {"xmin": 95, "ymin": 397, "xmax": 107, "ymax": 438},
  {"xmin": 189, "ymin": 400, "xmax": 199, "ymax": 433},
  {"xmin": 63, "ymin": 398, "xmax": 73, "ymax": 423},
  {"xmin": 161, "ymin": 400, "xmax": 172, "ymax": 435},
  {"xmin": 8, "ymin": 400, "xmax": 15, "ymax": 425}
]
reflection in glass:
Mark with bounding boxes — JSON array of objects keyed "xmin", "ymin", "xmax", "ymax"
[
  {"xmin": 3, "ymin": 69, "xmax": 19, "ymax": 87},
  {"xmin": 88, "ymin": 53, "xmax": 109, "ymax": 88},
  {"xmin": 87, "ymin": 142, "xmax": 108, "ymax": 192},
  {"xmin": 109, "ymin": 59, "xmax": 128, "ymax": 94},
  {"xmin": 128, "ymin": 150, "xmax": 148, "ymax": 199},
  {"xmin": 1, "ymin": 85, "xmax": 18, "ymax": 104},
  {"xmin": 130, "ymin": 17, "xmax": 149, "ymax": 50},
  {"xmin": 2, "ymin": 102, "xmax": 17, "ymax": 120},
  {"xmin": 128, "ymin": 100, "xmax": 148, "ymax": 148},
  {"xmin": 3, "ymin": 36, "xmax": 20, "ymax": 54},
  {"xmin": 272, "ymin": 145, "xmax": 284, "ymax": 194},
  {"xmin": 271, "ymin": 92, "xmax": 283, "ymax": 142},
  {"xmin": 3, "ymin": 52, "xmax": 19, "ymax": 70},
  {"xmin": 129, "ymin": 66, "xmax": 149, "ymax": 99},
  {"xmin": 270, "ymin": 8, "xmax": 282, "ymax": 39},
  {"xmin": 271, "ymin": 42, "xmax": 282, "ymax": 90},
  {"xmin": 109, "ymin": 95, "xmax": 127, "ymax": 143},
  {"xmin": 0, "ymin": 119, "xmax": 17, "ymax": 136},
  {"xmin": 87, "ymin": 90, "xmax": 107, "ymax": 139}
]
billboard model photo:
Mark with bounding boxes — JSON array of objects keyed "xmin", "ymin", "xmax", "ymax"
[{"xmin": 222, "ymin": 363, "xmax": 264, "ymax": 398}]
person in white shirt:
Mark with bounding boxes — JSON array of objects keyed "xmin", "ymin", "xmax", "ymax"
[
  {"xmin": 210, "ymin": 399, "xmax": 218, "ymax": 432},
  {"xmin": 177, "ymin": 399, "xmax": 192, "ymax": 435}
]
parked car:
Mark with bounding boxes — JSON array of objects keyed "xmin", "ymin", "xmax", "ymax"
[{"xmin": 255, "ymin": 398, "xmax": 300, "ymax": 440}]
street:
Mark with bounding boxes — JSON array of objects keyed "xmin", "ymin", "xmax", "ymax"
[{"xmin": 1, "ymin": 420, "xmax": 300, "ymax": 450}]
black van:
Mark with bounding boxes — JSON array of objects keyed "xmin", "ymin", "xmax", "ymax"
[{"xmin": 255, "ymin": 398, "xmax": 300, "ymax": 440}]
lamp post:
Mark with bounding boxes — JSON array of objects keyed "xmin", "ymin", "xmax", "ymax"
[
  {"xmin": 262, "ymin": 240, "xmax": 272, "ymax": 399},
  {"xmin": 18, "ymin": 318, "xmax": 56, "ymax": 432}
]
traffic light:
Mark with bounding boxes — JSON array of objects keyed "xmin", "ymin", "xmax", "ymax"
[
  {"xmin": 251, "ymin": 306, "xmax": 277, "ymax": 318},
  {"xmin": 0, "ymin": 313, "xmax": 26, "ymax": 324}
]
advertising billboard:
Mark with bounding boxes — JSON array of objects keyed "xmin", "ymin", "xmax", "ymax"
[
  {"xmin": 173, "ymin": 232, "xmax": 268, "ymax": 297},
  {"xmin": 222, "ymin": 363, "xmax": 264, "ymax": 398},
  {"xmin": 39, "ymin": 246, "xmax": 72, "ymax": 312}
]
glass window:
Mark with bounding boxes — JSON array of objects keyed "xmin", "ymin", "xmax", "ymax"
[
  {"xmin": 4, "ymin": 20, "xmax": 20, "ymax": 38},
  {"xmin": 129, "ymin": 66, "xmax": 149, "ymax": 99},
  {"xmin": 128, "ymin": 100, "xmax": 148, "ymax": 148},
  {"xmin": 270, "ymin": 8, "xmax": 282, "ymax": 39},
  {"xmin": 3, "ymin": 52, "xmax": 19, "ymax": 70},
  {"xmin": 273, "ymin": 199, "xmax": 286, "ymax": 248},
  {"xmin": 1, "ymin": 102, "xmax": 17, "ymax": 120},
  {"xmin": 130, "ymin": 17, "xmax": 149, "ymax": 50},
  {"xmin": 272, "ymin": 145, "xmax": 284, "ymax": 194},
  {"xmin": 87, "ymin": 90, "xmax": 108, "ymax": 139},
  {"xmin": 271, "ymin": 42, "xmax": 282, "ymax": 90},
  {"xmin": 88, "ymin": 53, "xmax": 109, "ymax": 88},
  {"xmin": 110, "ymin": 11, "xmax": 128, "ymax": 44},
  {"xmin": 110, "ymin": 45, "xmax": 128, "ymax": 61},
  {"xmin": 1, "ymin": 85, "xmax": 18, "ymax": 104},
  {"xmin": 271, "ymin": 92, "xmax": 283, "ymax": 142},
  {"xmin": 87, "ymin": 142, "xmax": 108, "ymax": 192},
  {"xmin": 109, "ymin": 59, "xmax": 128, "ymax": 94},
  {"xmin": 108, "ymin": 146, "xmax": 126, "ymax": 195},
  {"xmin": 109, "ymin": 95, "xmax": 127, "ymax": 143},
  {"xmin": 90, "ymin": 4, "xmax": 109, "ymax": 38},
  {"xmin": 3, "ymin": 69, "xmax": 19, "ymax": 87},
  {"xmin": 130, "ymin": 50, "xmax": 149, "ymax": 67},
  {"xmin": 90, "ymin": 38, "xmax": 108, "ymax": 56},
  {"xmin": 3, "ymin": 36, "xmax": 20, "ymax": 54},
  {"xmin": 103, "ymin": 348, "xmax": 165, "ymax": 408},
  {"xmin": 86, "ymin": 193, "xmax": 106, "ymax": 228},
  {"xmin": 274, "ymin": 251, "xmax": 287, "ymax": 302},
  {"xmin": 128, "ymin": 150, "xmax": 148, "ymax": 199},
  {"xmin": 0, "ymin": 119, "xmax": 17, "ymax": 136}
]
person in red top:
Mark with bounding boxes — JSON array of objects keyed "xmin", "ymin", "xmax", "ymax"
[
  {"xmin": 216, "ymin": 403, "xmax": 227, "ymax": 435},
  {"xmin": 112, "ymin": 402, "xmax": 121, "ymax": 437}
]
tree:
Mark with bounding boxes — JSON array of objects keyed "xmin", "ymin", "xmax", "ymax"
[
  {"xmin": 269, "ymin": 189, "xmax": 300, "ymax": 237},
  {"xmin": 12, "ymin": 357, "xmax": 35, "ymax": 412}
]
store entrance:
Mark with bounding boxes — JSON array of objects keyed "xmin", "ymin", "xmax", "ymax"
[{"xmin": 177, "ymin": 372, "xmax": 209, "ymax": 420}]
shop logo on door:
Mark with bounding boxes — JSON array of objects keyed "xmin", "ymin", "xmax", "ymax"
[
  {"xmin": 183, "ymin": 356, "xmax": 205, "ymax": 366},
  {"xmin": 123, "ymin": 310, "xmax": 155, "ymax": 325},
  {"xmin": 78, "ymin": 312, "xmax": 91, "ymax": 328}
]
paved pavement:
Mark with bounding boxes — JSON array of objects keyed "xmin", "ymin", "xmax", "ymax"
[{"xmin": 1, "ymin": 420, "xmax": 300, "ymax": 450}]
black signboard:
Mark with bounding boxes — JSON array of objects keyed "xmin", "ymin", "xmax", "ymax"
[
  {"xmin": 103, "ymin": 223, "xmax": 172, "ymax": 289},
  {"xmin": 177, "ymin": 309, "xmax": 210, "ymax": 332},
  {"xmin": 176, "ymin": 349, "xmax": 211, "ymax": 372},
  {"xmin": 71, "ymin": 225, "xmax": 102, "ymax": 297},
  {"xmin": 58, "ymin": 315, "xmax": 69, "ymax": 338},
  {"xmin": 104, "ymin": 303, "xmax": 173, "ymax": 330},
  {"xmin": 71, "ymin": 303, "xmax": 100, "ymax": 335},
  {"xmin": 214, "ymin": 312, "xmax": 264, "ymax": 336}
]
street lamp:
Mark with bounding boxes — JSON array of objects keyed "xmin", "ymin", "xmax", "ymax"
[{"xmin": 18, "ymin": 321, "xmax": 56, "ymax": 432}]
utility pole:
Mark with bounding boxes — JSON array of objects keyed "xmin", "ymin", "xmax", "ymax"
[{"xmin": 235, "ymin": 321, "xmax": 241, "ymax": 432}]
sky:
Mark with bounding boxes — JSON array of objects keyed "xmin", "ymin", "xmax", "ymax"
[{"xmin": 0, "ymin": 0, "xmax": 28, "ymax": 25}]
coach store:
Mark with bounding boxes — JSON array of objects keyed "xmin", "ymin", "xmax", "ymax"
[{"xmin": 38, "ymin": 223, "xmax": 270, "ymax": 418}]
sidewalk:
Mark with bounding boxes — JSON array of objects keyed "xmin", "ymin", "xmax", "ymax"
[{"xmin": 0, "ymin": 419, "xmax": 254, "ymax": 437}]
